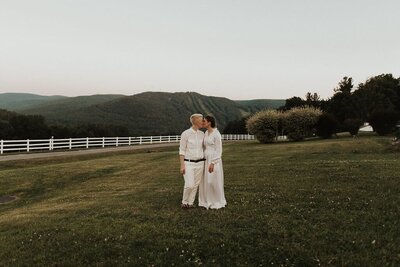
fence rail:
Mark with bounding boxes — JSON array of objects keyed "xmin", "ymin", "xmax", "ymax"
[{"xmin": 0, "ymin": 134, "xmax": 255, "ymax": 155}]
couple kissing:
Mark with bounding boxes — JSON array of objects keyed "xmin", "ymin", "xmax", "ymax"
[{"xmin": 179, "ymin": 114, "xmax": 226, "ymax": 210}]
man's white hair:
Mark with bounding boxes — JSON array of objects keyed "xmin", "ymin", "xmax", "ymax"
[{"xmin": 190, "ymin": 113, "xmax": 203, "ymax": 124}]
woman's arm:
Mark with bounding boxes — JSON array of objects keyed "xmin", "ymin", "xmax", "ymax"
[{"xmin": 211, "ymin": 131, "xmax": 222, "ymax": 165}]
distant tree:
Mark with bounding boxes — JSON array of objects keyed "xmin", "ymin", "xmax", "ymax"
[
  {"xmin": 353, "ymin": 74, "xmax": 400, "ymax": 120},
  {"xmin": 343, "ymin": 118, "xmax": 363, "ymax": 136},
  {"xmin": 305, "ymin": 92, "xmax": 322, "ymax": 108},
  {"xmin": 8, "ymin": 114, "xmax": 50, "ymax": 139},
  {"xmin": 223, "ymin": 118, "xmax": 248, "ymax": 134},
  {"xmin": 0, "ymin": 108, "xmax": 131, "ymax": 139},
  {"xmin": 334, "ymin": 76, "xmax": 353, "ymax": 94},
  {"xmin": 326, "ymin": 77, "xmax": 360, "ymax": 126},
  {"xmin": 316, "ymin": 113, "xmax": 339, "ymax": 139},
  {"xmin": 0, "ymin": 109, "xmax": 17, "ymax": 121},
  {"xmin": 279, "ymin": 96, "xmax": 305, "ymax": 111},
  {"xmin": 280, "ymin": 92, "xmax": 325, "ymax": 111},
  {"xmin": 111, "ymin": 125, "xmax": 130, "ymax": 136},
  {"xmin": 68, "ymin": 124, "xmax": 130, "ymax": 138},
  {"xmin": 0, "ymin": 120, "xmax": 14, "ymax": 139},
  {"xmin": 50, "ymin": 125, "xmax": 73, "ymax": 138}
]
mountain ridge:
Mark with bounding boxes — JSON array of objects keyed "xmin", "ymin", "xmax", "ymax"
[{"xmin": 0, "ymin": 92, "xmax": 285, "ymax": 134}]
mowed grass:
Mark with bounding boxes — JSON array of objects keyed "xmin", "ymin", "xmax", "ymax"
[{"xmin": 0, "ymin": 136, "xmax": 399, "ymax": 266}]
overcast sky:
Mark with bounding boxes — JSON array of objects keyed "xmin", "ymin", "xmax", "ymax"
[{"xmin": 0, "ymin": 0, "xmax": 399, "ymax": 100}]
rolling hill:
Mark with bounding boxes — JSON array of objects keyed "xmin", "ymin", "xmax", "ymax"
[
  {"xmin": 2, "ymin": 92, "xmax": 285, "ymax": 135},
  {"xmin": 236, "ymin": 99, "xmax": 285, "ymax": 112},
  {"xmin": 0, "ymin": 93, "xmax": 67, "ymax": 111},
  {"xmin": 21, "ymin": 92, "xmax": 249, "ymax": 135},
  {"xmin": 20, "ymin": 94, "xmax": 125, "ymax": 115}
]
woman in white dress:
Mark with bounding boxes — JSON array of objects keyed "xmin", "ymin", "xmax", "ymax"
[{"xmin": 199, "ymin": 115, "xmax": 227, "ymax": 209}]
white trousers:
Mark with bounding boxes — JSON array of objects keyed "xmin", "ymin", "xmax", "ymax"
[{"xmin": 182, "ymin": 161, "xmax": 204, "ymax": 205}]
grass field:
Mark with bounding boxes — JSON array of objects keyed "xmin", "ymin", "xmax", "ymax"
[{"xmin": 0, "ymin": 136, "xmax": 399, "ymax": 266}]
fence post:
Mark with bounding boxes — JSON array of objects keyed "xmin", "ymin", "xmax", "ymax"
[
  {"xmin": 49, "ymin": 137, "xmax": 52, "ymax": 150},
  {"xmin": 69, "ymin": 138, "xmax": 72, "ymax": 150},
  {"xmin": 86, "ymin": 137, "xmax": 89, "ymax": 149},
  {"xmin": 102, "ymin": 137, "xmax": 105, "ymax": 148},
  {"xmin": 139, "ymin": 136, "xmax": 142, "ymax": 145},
  {"xmin": 129, "ymin": 136, "xmax": 131, "ymax": 146},
  {"xmin": 150, "ymin": 136, "xmax": 153, "ymax": 144},
  {"xmin": 159, "ymin": 135, "xmax": 162, "ymax": 143},
  {"xmin": 168, "ymin": 135, "xmax": 171, "ymax": 143},
  {"xmin": 1, "ymin": 139, "xmax": 3, "ymax": 154},
  {"xmin": 27, "ymin": 139, "xmax": 30, "ymax": 152},
  {"xmin": 116, "ymin": 137, "xmax": 119, "ymax": 147}
]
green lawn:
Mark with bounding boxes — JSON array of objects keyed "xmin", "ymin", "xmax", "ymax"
[{"xmin": 0, "ymin": 136, "xmax": 399, "ymax": 266}]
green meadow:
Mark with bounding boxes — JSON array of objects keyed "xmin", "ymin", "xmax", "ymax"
[{"xmin": 0, "ymin": 136, "xmax": 399, "ymax": 266}]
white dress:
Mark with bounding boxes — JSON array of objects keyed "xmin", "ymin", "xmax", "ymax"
[{"xmin": 199, "ymin": 128, "xmax": 227, "ymax": 209}]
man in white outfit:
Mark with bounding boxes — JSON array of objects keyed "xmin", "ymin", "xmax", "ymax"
[{"xmin": 179, "ymin": 114, "xmax": 205, "ymax": 209}]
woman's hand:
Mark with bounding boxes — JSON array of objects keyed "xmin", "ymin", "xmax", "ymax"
[{"xmin": 208, "ymin": 163, "xmax": 214, "ymax": 173}]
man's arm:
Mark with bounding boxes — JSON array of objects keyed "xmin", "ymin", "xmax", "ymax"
[
  {"xmin": 179, "ymin": 132, "xmax": 187, "ymax": 175},
  {"xmin": 180, "ymin": 155, "xmax": 185, "ymax": 175}
]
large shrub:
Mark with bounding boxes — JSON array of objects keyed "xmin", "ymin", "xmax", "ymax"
[
  {"xmin": 246, "ymin": 110, "xmax": 282, "ymax": 143},
  {"xmin": 368, "ymin": 110, "xmax": 399, "ymax": 135},
  {"xmin": 343, "ymin": 118, "xmax": 363, "ymax": 136},
  {"xmin": 284, "ymin": 107, "xmax": 322, "ymax": 141},
  {"xmin": 316, "ymin": 113, "xmax": 339, "ymax": 139}
]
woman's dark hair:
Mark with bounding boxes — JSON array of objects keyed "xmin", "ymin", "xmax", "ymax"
[{"xmin": 205, "ymin": 115, "xmax": 216, "ymax": 128}]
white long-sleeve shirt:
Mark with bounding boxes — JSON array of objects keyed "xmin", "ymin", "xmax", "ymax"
[{"xmin": 179, "ymin": 127, "xmax": 205, "ymax": 160}]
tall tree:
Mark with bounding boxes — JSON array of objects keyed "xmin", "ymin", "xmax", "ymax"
[
  {"xmin": 305, "ymin": 92, "xmax": 323, "ymax": 108},
  {"xmin": 326, "ymin": 76, "xmax": 359, "ymax": 124},
  {"xmin": 353, "ymin": 74, "xmax": 400, "ymax": 120},
  {"xmin": 334, "ymin": 76, "xmax": 353, "ymax": 94},
  {"xmin": 279, "ymin": 96, "xmax": 305, "ymax": 111}
]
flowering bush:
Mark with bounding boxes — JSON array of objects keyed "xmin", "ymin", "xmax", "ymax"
[
  {"xmin": 246, "ymin": 110, "xmax": 283, "ymax": 143},
  {"xmin": 283, "ymin": 107, "xmax": 322, "ymax": 141},
  {"xmin": 247, "ymin": 107, "xmax": 322, "ymax": 143}
]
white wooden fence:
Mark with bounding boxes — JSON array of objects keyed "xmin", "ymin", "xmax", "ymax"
[{"xmin": 0, "ymin": 134, "xmax": 255, "ymax": 155}]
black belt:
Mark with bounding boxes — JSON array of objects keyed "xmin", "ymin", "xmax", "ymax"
[{"xmin": 184, "ymin": 158, "xmax": 205, "ymax": 163}]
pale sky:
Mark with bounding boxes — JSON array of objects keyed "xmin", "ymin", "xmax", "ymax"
[{"xmin": 0, "ymin": 0, "xmax": 399, "ymax": 100}]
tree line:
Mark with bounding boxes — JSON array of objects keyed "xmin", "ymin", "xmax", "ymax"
[
  {"xmin": 0, "ymin": 109, "xmax": 129, "ymax": 140},
  {"xmin": 225, "ymin": 73, "xmax": 400, "ymax": 138},
  {"xmin": 2, "ymin": 73, "xmax": 399, "ymax": 140}
]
